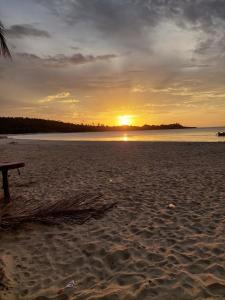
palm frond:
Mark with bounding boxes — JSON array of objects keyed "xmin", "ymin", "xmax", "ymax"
[{"xmin": 0, "ymin": 22, "xmax": 11, "ymax": 59}]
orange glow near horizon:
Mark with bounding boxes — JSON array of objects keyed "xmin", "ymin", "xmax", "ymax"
[{"xmin": 118, "ymin": 115, "xmax": 133, "ymax": 126}]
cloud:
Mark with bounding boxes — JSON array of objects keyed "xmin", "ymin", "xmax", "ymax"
[
  {"xmin": 36, "ymin": 1, "xmax": 225, "ymax": 31},
  {"xmin": 39, "ymin": 92, "xmax": 80, "ymax": 104},
  {"xmin": 7, "ymin": 24, "xmax": 51, "ymax": 38},
  {"xmin": 131, "ymin": 85, "xmax": 147, "ymax": 93},
  {"xmin": 36, "ymin": 0, "xmax": 225, "ymax": 55},
  {"xmin": 148, "ymin": 85, "xmax": 225, "ymax": 100},
  {"xmin": 16, "ymin": 52, "xmax": 117, "ymax": 67},
  {"xmin": 1, "ymin": 0, "xmax": 225, "ymax": 126},
  {"xmin": 50, "ymin": 53, "xmax": 117, "ymax": 67}
]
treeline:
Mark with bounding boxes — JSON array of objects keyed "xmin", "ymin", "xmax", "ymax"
[{"xmin": 0, "ymin": 117, "xmax": 194, "ymax": 134}]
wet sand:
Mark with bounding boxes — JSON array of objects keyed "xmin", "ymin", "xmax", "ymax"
[{"xmin": 0, "ymin": 139, "xmax": 225, "ymax": 300}]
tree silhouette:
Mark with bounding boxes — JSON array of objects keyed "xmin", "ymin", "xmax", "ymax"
[
  {"xmin": 0, "ymin": 117, "xmax": 192, "ymax": 134},
  {"xmin": 0, "ymin": 21, "xmax": 11, "ymax": 58}
]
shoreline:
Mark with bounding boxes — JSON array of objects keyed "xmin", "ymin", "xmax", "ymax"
[
  {"xmin": 2, "ymin": 138, "xmax": 225, "ymax": 146},
  {"xmin": 3, "ymin": 127, "xmax": 224, "ymax": 143}
]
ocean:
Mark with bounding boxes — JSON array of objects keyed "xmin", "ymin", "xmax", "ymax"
[{"xmin": 11, "ymin": 127, "xmax": 225, "ymax": 142}]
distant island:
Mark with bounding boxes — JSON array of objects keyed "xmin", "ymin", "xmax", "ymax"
[{"xmin": 0, "ymin": 117, "xmax": 195, "ymax": 134}]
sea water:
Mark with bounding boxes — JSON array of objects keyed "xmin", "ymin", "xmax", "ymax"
[{"xmin": 11, "ymin": 127, "xmax": 225, "ymax": 142}]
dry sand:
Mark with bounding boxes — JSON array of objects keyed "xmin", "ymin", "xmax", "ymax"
[{"xmin": 0, "ymin": 139, "xmax": 225, "ymax": 300}]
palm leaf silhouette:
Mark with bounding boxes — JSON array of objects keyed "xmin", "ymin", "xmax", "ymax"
[{"xmin": 0, "ymin": 22, "xmax": 11, "ymax": 58}]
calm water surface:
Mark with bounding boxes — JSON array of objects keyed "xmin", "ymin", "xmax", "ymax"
[{"xmin": 12, "ymin": 127, "xmax": 225, "ymax": 142}]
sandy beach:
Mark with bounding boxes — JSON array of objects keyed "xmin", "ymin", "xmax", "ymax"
[{"xmin": 0, "ymin": 139, "xmax": 225, "ymax": 300}]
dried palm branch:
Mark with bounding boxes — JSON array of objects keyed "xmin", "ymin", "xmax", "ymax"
[
  {"xmin": 0, "ymin": 22, "xmax": 11, "ymax": 58},
  {"xmin": 0, "ymin": 192, "xmax": 117, "ymax": 228}
]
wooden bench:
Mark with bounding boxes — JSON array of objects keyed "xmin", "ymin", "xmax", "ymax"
[{"xmin": 0, "ymin": 162, "xmax": 25, "ymax": 203}]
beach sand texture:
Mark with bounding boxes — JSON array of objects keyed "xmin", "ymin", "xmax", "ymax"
[{"xmin": 0, "ymin": 140, "xmax": 225, "ymax": 300}]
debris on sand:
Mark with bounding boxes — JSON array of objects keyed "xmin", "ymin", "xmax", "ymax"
[
  {"xmin": 168, "ymin": 203, "xmax": 176, "ymax": 209},
  {"xmin": 0, "ymin": 192, "xmax": 117, "ymax": 229}
]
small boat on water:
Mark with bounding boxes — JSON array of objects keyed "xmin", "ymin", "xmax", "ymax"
[{"xmin": 217, "ymin": 132, "xmax": 225, "ymax": 136}]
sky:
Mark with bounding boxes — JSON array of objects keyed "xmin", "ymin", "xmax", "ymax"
[{"xmin": 0, "ymin": 0, "xmax": 225, "ymax": 127}]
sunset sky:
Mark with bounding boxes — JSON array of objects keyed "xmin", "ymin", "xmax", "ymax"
[{"xmin": 0, "ymin": 0, "xmax": 225, "ymax": 126}]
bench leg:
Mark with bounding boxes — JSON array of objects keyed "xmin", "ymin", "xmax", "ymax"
[{"xmin": 2, "ymin": 170, "xmax": 10, "ymax": 203}]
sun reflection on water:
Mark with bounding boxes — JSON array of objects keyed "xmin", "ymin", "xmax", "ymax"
[{"xmin": 122, "ymin": 133, "xmax": 128, "ymax": 141}]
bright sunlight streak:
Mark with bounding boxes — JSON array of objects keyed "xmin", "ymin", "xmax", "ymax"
[{"xmin": 118, "ymin": 115, "xmax": 133, "ymax": 126}]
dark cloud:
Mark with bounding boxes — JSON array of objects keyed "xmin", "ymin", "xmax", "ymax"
[
  {"xmin": 7, "ymin": 24, "xmax": 51, "ymax": 38},
  {"xmin": 37, "ymin": 1, "xmax": 225, "ymax": 30},
  {"xmin": 179, "ymin": 0, "xmax": 225, "ymax": 27},
  {"xmin": 65, "ymin": 53, "xmax": 117, "ymax": 65},
  {"xmin": 35, "ymin": 0, "xmax": 225, "ymax": 55},
  {"xmin": 36, "ymin": 0, "xmax": 159, "ymax": 51},
  {"xmin": 17, "ymin": 52, "xmax": 117, "ymax": 67}
]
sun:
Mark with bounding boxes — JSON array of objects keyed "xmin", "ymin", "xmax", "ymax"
[{"xmin": 118, "ymin": 115, "xmax": 133, "ymax": 126}]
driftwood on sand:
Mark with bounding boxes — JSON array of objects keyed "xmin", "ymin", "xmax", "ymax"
[{"xmin": 0, "ymin": 192, "xmax": 116, "ymax": 229}]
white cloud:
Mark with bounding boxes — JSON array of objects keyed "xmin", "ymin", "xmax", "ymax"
[
  {"xmin": 131, "ymin": 85, "xmax": 147, "ymax": 93},
  {"xmin": 39, "ymin": 92, "xmax": 79, "ymax": 104}
]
